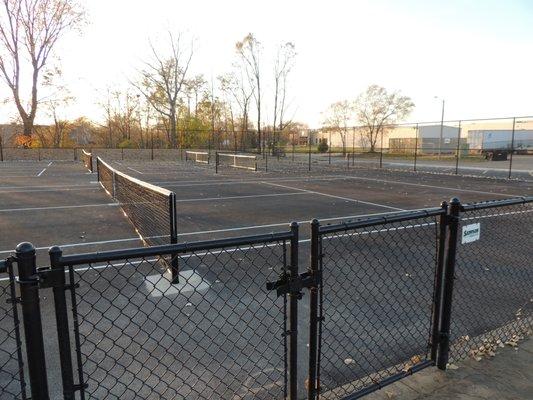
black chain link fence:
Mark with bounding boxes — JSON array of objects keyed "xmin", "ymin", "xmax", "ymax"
[
  {"xmin": 449, "ymin": 200, "xmax": 533, "ymax": 362},
  {"xmin": 0, "ymin": 198, "xmax": 531, "ymax": 400},
  {"xmin": 0, "ymin": 260, "xmax": 27, "ymax": 399},
  {"xmin": 68, "ymin": 236, "xmax": 292, "ymax": 399},
  {"xmin": 313, "ymin": 210, "xmax": 445, "ymax": 399}
]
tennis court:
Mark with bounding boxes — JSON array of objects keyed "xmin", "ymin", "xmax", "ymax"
[
  {"xmin": 0, "ymin": 154, "xmax": 531, "ymax": 399},
  {"xmin": 1, "ymin": 154, "xmax": 530, "ymax": 264}
]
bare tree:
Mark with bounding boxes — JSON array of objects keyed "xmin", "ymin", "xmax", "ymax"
[
  {"xmin": 136, "ymin": 33, "xmax": 193, "ymax": 148},
  {"xmin": 236, "ymin": 33, "xmax": 262, "ymax": 153},
  {"xmin": 272, "ymin": 41, "xmax": 295, "ymax": 154},
  {"xmin": 354, "ymin": 85, "xmax": 414, "ymax": 152},
  {"xmin": 38, "ymin": 66, "xmax": 73, "ymax": 147},
  {"xmin": 0, "ymin": 0, "xmax": 84, "ymax": 137},
  {"xmin": 218, "ymin": 69, "xmax": 252, "ymax": 150},
  {"xmin": 322, "ymin": 100, "xmax": 352, "ymax": 155}
]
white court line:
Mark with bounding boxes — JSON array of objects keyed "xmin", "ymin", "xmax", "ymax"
[
  {"xmin": 127, "ymin": 166, "xmax": 144, "ymax": 175},
  {"xmin": 154, "ymin": 174, "xmax": 525, "ymax": 198},
  {"xmin": 0, "ymin": 187, "xmax": 99, "ymax": 194},
  {"xmin": 0, "ymin": 192, "xmax": 306, "ymax": 212},
  {"xmin": 0, "ymin": 208, "xmax": 419, "ymax": 255},
  {"xmin": 0, "ymin": 203, "xmax": 118, "ymax": 213},
  {"xmin": 36, "ymin": 168, "xmax": 47, "ymax": 177},
  {"xmin": 261, "ymin": 181, "xmax": 405, "ymax": 211},
  {"xmin": 0, "ymin": 221, "xmax": 438, "ymax": 281},
  {"xmin": 47, "ymin": 161, "xmax": 53, "ymax": 167},
  {"xmin": 0, "ymin": 207, "xmax": 529, "ymax": 257}
]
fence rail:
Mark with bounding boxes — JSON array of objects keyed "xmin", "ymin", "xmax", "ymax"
[{"xmin": 0, "ymin": 197, "xmax": 531, "ymax": 399}]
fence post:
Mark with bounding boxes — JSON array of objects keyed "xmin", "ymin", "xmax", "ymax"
[
  {"xmin": 49, "ymin": 246, "xmax": 76, "ymax": 399},
  {"xmin": 454, "ymin": 121, "xmax": 462, "ymax": 175},
  {"xmin": 430, "ymin": 201, "xmax": 448, "ymax": 363},
  {"xmin": 308, "ymin": 136, "xmax": 312, "ymax": 172},
  {"xmin": 288, "ymin": 221, "xmax": 299, "ymax": 400},
  {"xmin": 508, "ymin": 117, "xmax": 516, "ymax": 179},
  {"xmin": 215, "ymin": 152, "xmax": 219, "ymax": 174},
  {"xmin": 16, "ymin": 242, "xmax": 50, "ymax": 399},
  {"xmin": 413, "ymin": 123, "xmax": 418, "ymax": 171},
  {"xmin": 308, "ymin": 219, "xmax": 320, "ymax": 400},
  {"xmin": 437, "ymin": 197, "xmax": 461, "ymax": 370}
]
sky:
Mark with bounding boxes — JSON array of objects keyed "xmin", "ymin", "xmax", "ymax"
[{"xmin": 1, "ymin": 0, "xmax": 533, "ymax": 127}]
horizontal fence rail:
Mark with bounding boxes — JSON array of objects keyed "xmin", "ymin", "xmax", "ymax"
[{"xmin": 0, "ymin": 197, "xmax": 531, "ymax": 399}]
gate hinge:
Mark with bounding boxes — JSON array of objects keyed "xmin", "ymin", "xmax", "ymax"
[{"xmin": 266, "ymin": 270, "xmax": 320, "ymax": 298}]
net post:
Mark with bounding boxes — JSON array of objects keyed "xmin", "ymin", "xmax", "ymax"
[
  {"xmin": 112, "ymin": 170, "xmax": 116, "ymax": 199},
  {"xmin": 308, "ymin": 219, "xmax": 320, "ymax": 399},
  {"xmin": 49, "ymin": 246, "xmax": 76, "ymax": 399},
  {"xmin": 437, "ymin": 197, "xmax": 461, "ymax": 370},
  {"xmin": 16, "ymin": 242, "xmax": 50, "ymax": 399},
  {"xmin": 96, "ymin": 157, "xmax": 100, "ymax": 182},
  {"xmin": 169, "ymin": 192, "xmax": 179, "ymax": 284}
]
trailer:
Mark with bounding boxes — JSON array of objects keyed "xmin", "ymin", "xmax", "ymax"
[{"xmin": 467, "ymin": 130, "xmax": 533, "ymax": 159}]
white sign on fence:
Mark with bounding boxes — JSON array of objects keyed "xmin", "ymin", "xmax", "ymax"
[{"xmin": 462, "ymin": 223, "xmax": 481, "ymax": 244}]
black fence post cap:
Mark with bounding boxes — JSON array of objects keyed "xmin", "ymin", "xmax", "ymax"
[
  {"xmin": 15, "ymin": 242, "xmax": 35, "ymax": 255},
  {"xmin": 450, "ymin": 197, "xmax": 461, "ymax": 205},
  {"xmin": 48, "ymin": 246, "xmax": 61, "ymax": 254}
]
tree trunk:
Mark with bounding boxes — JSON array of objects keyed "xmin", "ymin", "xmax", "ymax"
[{"xmin": 169, "ymin": 114, "xmax": 177, "ymax": 149}]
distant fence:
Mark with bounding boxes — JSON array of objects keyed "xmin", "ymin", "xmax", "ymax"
[
  {"xmin": 0, "ymin": 197, "xmax": 532, "ymax": 399},
  {"xmin": 1, "ymin": 143, "xmax": 531, "ymax": 181}
]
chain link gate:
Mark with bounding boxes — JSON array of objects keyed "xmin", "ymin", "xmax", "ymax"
[{"xmin": 307, "ymin": 206, "xmax": 450, "ymax": 399}]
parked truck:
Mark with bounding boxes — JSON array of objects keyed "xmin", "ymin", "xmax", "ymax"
[{"xmin": 467, "ymin": 130, "xmax": 533, "ymax": 160}]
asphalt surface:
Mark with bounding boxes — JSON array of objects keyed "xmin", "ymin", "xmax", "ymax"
[{"xmin": 0, "ymin": 158, "xmax": 531, "ymax": 399}]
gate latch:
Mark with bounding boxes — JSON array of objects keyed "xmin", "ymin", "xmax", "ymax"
[
  {"xmin": 267, "ymin": 271, "xmax": 319, "ymax": 298},
  {"xmin": 37, "ymin": 267, "xmax": 66, "ymax": 289}
]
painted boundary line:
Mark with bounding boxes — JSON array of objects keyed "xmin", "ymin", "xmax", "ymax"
[
  {"xmin": 1, "ymin": 172, "xmax": 526, "ymax": 198},
  {"xmin": 0, "ymin": 207, "xmax": 530, "ymax": 258},
  {"xmin": 2, "ymin": 206, "xmax": 530, "ymax": 281},
  {"xmin": 262, "ymin": 181, "xmax": 405, "ymax": 211},
  {"xmin": 0, "ymin": 207, "xmax": 448, "ymax": 255},
  {"xmin": 0, "ymin": 220, "xmax": 438, "ymax": 281},
  {"xmin": 0, "ymin": 192, "xmax": 308, "ymax": 213}
]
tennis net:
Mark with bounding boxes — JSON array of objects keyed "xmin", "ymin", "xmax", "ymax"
[
  {"xmin": 82, "ymin": 149, "xmax": 93, "ymax": 172},
  {"xmin": 216, "ymin": 152, "xmax": 257, "ymax": 172},
  {"xmin": 185, "ymin": 150, "xmax": 209, "ymax": 164},
  {"xmin": 96, "ymin": 157, "xmax": 178, "ymax": 248}
]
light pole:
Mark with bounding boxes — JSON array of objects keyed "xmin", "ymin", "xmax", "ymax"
[{"xmin": 435, "ymin": 96, "xmax": 445, "ymax": 159}]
